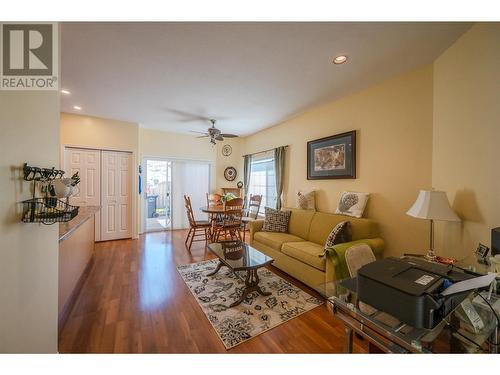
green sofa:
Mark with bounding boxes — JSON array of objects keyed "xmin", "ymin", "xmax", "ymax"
[{"xmin": 248, "ymin": 208, "xmax": 384, "ymax": 289}]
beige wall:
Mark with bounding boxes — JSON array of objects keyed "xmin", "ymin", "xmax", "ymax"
[
  {"xmin": 0, "ymin": 91, "xmax": 60, "ymax": 352},
  {"xmin": 60, "ymin": 112, "xmax": 139, "ymax": 152},
  {"xmin": 432, "ymin": 23, "xmax": 500, "ymax": 259},
  {"xmin": 215, "ymin": 137, "xmax": 245, "ymax": 193},
  {"xmin": 221, "ymin": 65, "xmax": 434, "ymax": 257},
  {"xmin": 139, "ymin": 127, "xmax": 216, "ymax": 162}
]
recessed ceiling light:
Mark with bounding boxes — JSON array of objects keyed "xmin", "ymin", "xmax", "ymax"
[
  {"xmin": 73, "ymin": 106, "xmax": 82, "ymax": 110},
  {"xmin": 333, "ymin": 55, "xmax": 348, "ymax": 64},
  {"xmin": 61, "ymin": 89, "xmax": 71, "ymax": 95}
]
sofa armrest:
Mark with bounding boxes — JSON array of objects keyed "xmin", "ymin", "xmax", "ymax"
[
  {"xmin": 325, "ymin": 238, "xmax": 385, "ymax": 282},
  {"xmin": 248, "ymin": 219, "xmax": 264, "ymax": 245}
]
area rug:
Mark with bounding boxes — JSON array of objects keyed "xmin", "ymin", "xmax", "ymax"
[{"xmin": 177, "ymin": 259, "xmax": 323, "ymax": 349}]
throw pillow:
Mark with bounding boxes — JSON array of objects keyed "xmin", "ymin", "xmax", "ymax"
[
  {"xmin": 335, "ymin": 191, "xmax": 369, "ymax": 218},
  {"xmin": 296, "ymin": 190, "xmax": 316, "ymax": 210},
  {"xmin": 324, "ymin": 221, "xmax": 352, "ymax": 248},
  {"xmin": 262, "ymin": 207, "xmax": 291, "ymax": 233}
]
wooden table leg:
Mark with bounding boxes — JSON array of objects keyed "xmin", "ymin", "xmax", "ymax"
[{"xmin": 208, "ymin": 214, "xmax": 216, "ymax": 243}]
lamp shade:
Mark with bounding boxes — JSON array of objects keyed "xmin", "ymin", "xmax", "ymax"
[{"xmin": 406, "ymin": 190, "xmax": 460, "ymax": 222}]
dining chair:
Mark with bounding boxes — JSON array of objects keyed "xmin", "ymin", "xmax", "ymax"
[
  {"xmin": 206, "ymin": 193, "xmax": 222, "ymax": 206},
  {"xmin": 214, "ymin": 198, "xmax": 244, "ymax": 242},
  {"xmin": 206, "ymin": 192, "xmax": 223, "ymax": 225},
  {"xmin": 184, "ymin": 195, "xmax": 211, "ymax": 251},
  {"xmin": 345, "ymin": 243, "xmax": 377, "ymax": 315},
  {"xmin": 240, "ymin": 194, "xmax": 262, "ymax": 241}
]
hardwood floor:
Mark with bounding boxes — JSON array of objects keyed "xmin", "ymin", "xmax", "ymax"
[{"xmin": 58, "ymin": 230, "xmax": 368, "ymax": 353}]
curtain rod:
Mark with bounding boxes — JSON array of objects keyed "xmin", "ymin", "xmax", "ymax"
[{"xmin": 241, "ymin": 145, "xmax": 289, "ymax": 158}]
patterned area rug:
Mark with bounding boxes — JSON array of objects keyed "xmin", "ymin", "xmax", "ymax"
[{"xmin": 177, "ymin": 259, "xmax": 323, "ymax": 349}]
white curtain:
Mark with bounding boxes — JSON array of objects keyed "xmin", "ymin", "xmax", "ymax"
[{"xmin": 171, "ymin": 160, "xmax": 210, "ymax": 229}]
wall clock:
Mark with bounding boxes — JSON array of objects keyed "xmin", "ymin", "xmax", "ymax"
[
  {"xmin": 222, "ymin": 144, "xmax": 232, "ymax": 156},
  {"xmin": 224, "ymin": 166, "xmax": 237, "ymax": 181}
]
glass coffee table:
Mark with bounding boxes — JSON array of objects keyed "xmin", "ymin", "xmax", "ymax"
[
  {"xmin": 207, "ymin": 241, "xmax": 274, "ymax": 307},
  {"xmin": 314, "ymin": 278, "xmax": 499, "ymax": 353}
]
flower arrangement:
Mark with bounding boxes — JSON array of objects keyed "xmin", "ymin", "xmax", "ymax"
[{"xmin": 221, "ymin": 192, "xmax": 237, "ymax": 203}]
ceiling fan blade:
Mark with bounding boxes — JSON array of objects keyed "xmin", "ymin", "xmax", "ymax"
[
  {"xmin": 221, "ymin": 133, "xmax": 238, "ymax": 138},
  {"xmin": 215, "ymin": 135, "xmax": 224, "ymax": 141},
  {"xmin": 189, "ymin": 130, "xmax": 208, "ymax": 135},
  {"xmin": 196, "ymin": 135, "xmax": 209, "ymax": 138},
  {"xmin": 164, "ymin": 108, "xmax": 212, "ymax": 122}
]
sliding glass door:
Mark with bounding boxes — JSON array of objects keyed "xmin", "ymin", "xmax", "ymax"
[
  {"xmin": 171, "ymin": 160, "xmax": 210, "ymax": 229},
  {"xmin": 143, "ymin": 158, "xmax": 211, "ymax": 232},
  {"xmin": 145, "ymin": 159, "xmax": 172, "ymax": 232}
]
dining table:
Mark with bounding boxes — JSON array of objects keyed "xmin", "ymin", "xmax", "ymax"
[
  {"xmin": 200, "ymin": 205, "xmax": 228, "ymax": 215},
  {"xmin": 199, "ymin": 205, "xmax": 229, "ymax": 242}
]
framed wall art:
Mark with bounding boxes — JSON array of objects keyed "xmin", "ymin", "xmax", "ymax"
[{"xmin": 307, "ymin": 130, "xmax": 356, "ymax": 179}]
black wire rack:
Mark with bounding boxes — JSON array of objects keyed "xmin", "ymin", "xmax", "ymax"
[
  {"xmin": 20, "ymin": 163, "xmax": 79, "ymax": 225},
  {"xmin": 21, "ymin": 197, "xmax": 79, "ymax": 225}
]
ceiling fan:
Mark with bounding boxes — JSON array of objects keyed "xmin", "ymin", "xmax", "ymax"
[{"xmin": 190, "ymin": 119, "xmax": 238, "ymax": 145}]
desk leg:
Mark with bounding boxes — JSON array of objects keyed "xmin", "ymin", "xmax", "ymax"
[
  {"xmin": 345, "ymin": 327, "xmax": 353, "ymax": 353},
  {"xmin": 490, "ymin": 325, "xmax": 499, "ymax": 354}
]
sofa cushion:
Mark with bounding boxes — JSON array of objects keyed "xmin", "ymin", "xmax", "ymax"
[
  {"xmin": 286, "ymin": 208, "xmax": 315, "ymax": 239},
  {"xmin": 308, "ymin": 211, "xmax": 379, "ymax": 245},
  {"xmin": 281, "ymin": 241, "xmax": 326, "ymax": 271},
  {"xmin": 254, "ymin": 232, "xmax": 304, "ymax": 251}
]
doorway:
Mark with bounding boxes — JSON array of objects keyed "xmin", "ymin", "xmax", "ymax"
[
  {"xmin": 145, "ymin": 159, "xmax": 172, "ymax": 232},
  {"xmin": 143, "ymin": 158, "xmax": 211, "ymax": 232}
]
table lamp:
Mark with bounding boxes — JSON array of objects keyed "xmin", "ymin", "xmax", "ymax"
[{"xmin": 406, "ymin": 190, "xmax": 460, "ymax": 260}]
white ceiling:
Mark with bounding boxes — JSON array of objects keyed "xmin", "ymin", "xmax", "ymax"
[{"xmin": 61, "ymin": 22, "xmax": 471, "ymax": 136}]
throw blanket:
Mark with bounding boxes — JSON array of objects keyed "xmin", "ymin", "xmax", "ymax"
[{"xmin": 322, "ymin": 239, "xmax": 383, "ymax": 280}]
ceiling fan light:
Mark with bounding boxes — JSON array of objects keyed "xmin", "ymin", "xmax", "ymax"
[{"xmin": 333, "ymin": 55, "xmax": 348, "ymax": 64}]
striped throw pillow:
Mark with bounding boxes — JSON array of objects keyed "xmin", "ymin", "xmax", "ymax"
[{"xmin": 324, "ymin": 221, "xmax": 351, "ymax": 248}]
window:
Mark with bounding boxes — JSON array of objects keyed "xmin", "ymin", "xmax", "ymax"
[{"xmin": 248, "ymin": 152, "xmax": 277, "ymax": 210}]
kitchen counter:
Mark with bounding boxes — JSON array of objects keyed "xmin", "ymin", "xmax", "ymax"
[
  {"xmin": 58, "ymin": 205, "xmax": 100, "ymax": 331},
  {"xmin": 59, "ymin": 205, "xmax": 100, "ymax": 242}
]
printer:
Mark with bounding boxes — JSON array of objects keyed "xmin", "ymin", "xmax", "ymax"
[{"xmin": 357, "ymin": 257, "xmax": 475, "ymax": 329}]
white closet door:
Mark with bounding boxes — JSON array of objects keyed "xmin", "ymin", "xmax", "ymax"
[
  {"xmin": 101, "ymin": 151, "xmax": 132, "ymax": 241},
  {"xmin": 65, "ymin": 148, "xmax": 101, "ymax": 206},
  {"xmin": 64, "ymin": 148, "xmax": 101, "ymax": 241}
]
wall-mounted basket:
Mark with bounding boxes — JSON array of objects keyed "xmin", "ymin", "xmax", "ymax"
[{"xmin": 21, "ymin": 197, "xmax": 79, "ymax": 225}]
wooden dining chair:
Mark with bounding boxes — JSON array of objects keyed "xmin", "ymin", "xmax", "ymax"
[
  {"xmin": 240, "ymin": 194, "xmax": 262, "ymax": 241},
  {"xmin": 184, "ymin": 195, "xmax": 211, "ymax": 251},
  {"xmin": 206, "ymin": 193, "xmax": 222, "ymax": 206},
  {"xmin": 214, "ymin": 198, "xmax": 244, "ymax": 242},
  {"xmin": 206, "ymin": 192, "xmax": 223, "ymax": 224}
]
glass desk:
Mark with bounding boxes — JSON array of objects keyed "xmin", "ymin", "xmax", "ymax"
[
  {"xmin": 456, "ymin": 253, "xmax": 498, "ymax": 276},
  {"xmin": 314, "ymin": 279, "xmax": 499, "ymax": 353}
]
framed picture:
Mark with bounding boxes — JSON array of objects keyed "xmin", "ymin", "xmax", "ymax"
[{"xmin": 307, "ymin": 130, "xmax": 356, "ymax": 179}]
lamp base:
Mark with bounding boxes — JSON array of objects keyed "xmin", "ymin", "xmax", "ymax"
[{"xmin": 424, "ymin": 249, "xmax": 436, "ymax": 261}]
